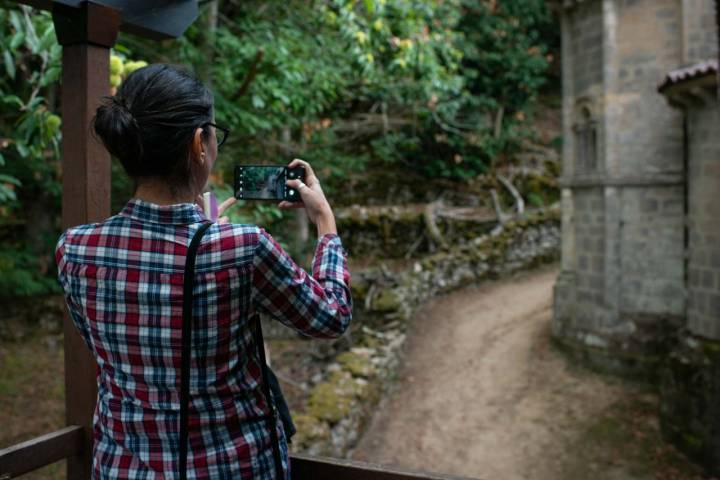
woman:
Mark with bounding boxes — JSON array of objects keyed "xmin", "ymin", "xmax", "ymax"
[{"xmin": 55, "ymin": 64, "xmax": 352, "ymax": 479}]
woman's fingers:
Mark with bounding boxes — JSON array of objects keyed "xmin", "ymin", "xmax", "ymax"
[
  {"xmin": 286, "ymin": 178, "xmax": 311, "ymax": 200},
  {"xmin": 218, "ymin": 196, "xmax": 236, "ymax": 216},
  {"xmin": 196, "ymin": 195, "xmax": 205, "ymax": 212},
  {"xmin": 278, "ymin": 200, "xmax": 303, "ymax": 209},
  {"xmin": 288, "ymin": 158, "xmax": 319, "ymax": 186}
]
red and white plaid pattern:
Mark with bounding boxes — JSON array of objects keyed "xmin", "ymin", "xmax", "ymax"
[{"xmin": 55, "ymin": 199, "xmax": 352, "ymax": 479}]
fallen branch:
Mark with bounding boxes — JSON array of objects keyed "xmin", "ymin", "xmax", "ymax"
[
  {"xmin": 423, "ymin": 200, "xmax": 448, "ymax": 249},
  {"xmin": 404, "ymin": 231, "xmax": 427, "ymax": 259},
  {"xmin": 364, "ymin": 283, "xmax": 377, "ymax": 311},
  {"xmin": 497, "ymin": 174, "xmax": 525, "ymax": 215},
  {"xmin": 490, "ymin": 189, "xmax": 507, "ymax": 224},
  {"xmin": 436, "ymin": 206, "xmax": 497, "ymax": 223}
]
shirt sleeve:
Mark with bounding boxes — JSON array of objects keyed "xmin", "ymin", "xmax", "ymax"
[
  {"xmin": 251, "ymin": 228, "xmax": 352, "ymax": 338},
  {"xmin": 55, "ymin": 232, "xmax": 94, "ymax": 351}
]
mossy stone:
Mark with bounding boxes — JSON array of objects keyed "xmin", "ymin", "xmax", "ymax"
[
  {"xmin": 356, "ymin": 334, "xmax": 381, "ymax": 350},
  {"xmin": 371, "ymin": 288, "xmax": 402, "ymax": 312},
  {"xmin": 307, "ymin": 382, "xmax": 353, "ymax": 423},
  {"xmin": 337, "ymin": 351, "xmax": 376, "ymax": 378},
  {"xmin": 292, "ymin": 414, "xmax": 331, "ymax": 448}
]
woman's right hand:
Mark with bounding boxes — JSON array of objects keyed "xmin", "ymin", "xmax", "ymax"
[{"xmin": 279, "ymin": 158, "xmax": 337, "ymax": 236}]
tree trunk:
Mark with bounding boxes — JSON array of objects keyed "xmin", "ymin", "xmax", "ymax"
[
  {"xmin": 201, "ymin": 0, "xmax": 218, "ymax": 87},
  {"xmin": 281, "ymin": 126, "xmax": 309, "ymax": 247}
]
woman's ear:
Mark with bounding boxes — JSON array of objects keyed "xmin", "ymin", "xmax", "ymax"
[{"xmin": 191, "ymin": 127, "xmax": 206, "ymax": 166}]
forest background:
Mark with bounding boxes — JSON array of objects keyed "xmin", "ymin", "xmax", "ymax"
[{"xmin": 0, "ymin": 0, "xmax": 560, "ymax": 298}]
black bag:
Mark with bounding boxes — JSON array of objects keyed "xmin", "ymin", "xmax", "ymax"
[
  {"xmin": 252, "ymin": 314, "xmax": 297, "ymax": 441},
  {"xmin": 179, "ymin": 223, "xmax": 292, "ymax": 480}
]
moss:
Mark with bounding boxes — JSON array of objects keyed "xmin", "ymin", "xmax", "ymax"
[
  {"xmin": 701, "ymin": 339, "xmax": 720, "ymax": 356},
  {"xmin": 351, "ymin": 277, "xmax": 370, "ymax": 303},
  {"xmin": 307, "ymin": 382, "xmax": 353, "ymax": 423},
  {"xmin": 306, "ymin": 370, "xmax": 368, "ymax": 424},
  {"xmin": 356, "ymin": 334, "xmax": 381, "ymax": 350},
  {"xmin": 371, "ymin": 288, "xmax": 402, "ymax": 312},
  {"xmin": 337, "ymin": 351, "xmax": 376, "ymax": 378},
  {"xmin": 292, "ymin": 414, "xmax": 331, "ymax": 447}
]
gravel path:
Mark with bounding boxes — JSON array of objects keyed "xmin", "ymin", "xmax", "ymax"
[{"xmin": 351, "ymin": 266, "xmax": 630, "ymax": 479}]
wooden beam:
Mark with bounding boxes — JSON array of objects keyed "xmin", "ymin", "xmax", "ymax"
[
  {"xmin": 0, "ymin": 426, "xmax": 84, "ymax": 478},
  {"xmin": 290, "ymin": 454, "xmax": 477, "ymax": 480},
  {"xmin": 52, "ymin": 3, "xmax": 120, "ymax": 479}
]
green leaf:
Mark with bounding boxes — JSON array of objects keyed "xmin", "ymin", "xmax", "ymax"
[
  {"xmin": 364, "ymin": 0, "xmax": 374, "ymax": 14},
  {"xmin": 15, "ymin": 143, "xmax": 29, "ymax": 158},
  {"xmin": 8, "ymin": 11, "xmax": 23, "ymax": 35},
  {"xmin": 251, "ymin": 95, "xmax": 265, "ymax": 109},
  {"xmin": 3, "ymin": 50, "xmax": 16, "ymax": 79},
  {"xmin": 0, "ymin": 174, "xmax": 21, "ymax": 186},
  {"xmin": 40, "ymin": 66, "xmax": 61, "ymax": 87},
  {"xmin": 38, "ymin": 25, "xmax": 56, "ymax": 52},
  {"xmin": 1, "ymin": 95, "xmax": 23, "ymax": 108},
  {"xmin": 10, "ymin": 31, "xmax": 25, "ymax": 50}
]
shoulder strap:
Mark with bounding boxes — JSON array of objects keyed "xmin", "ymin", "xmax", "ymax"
[
  {"xmin": 252, "ymin": 313, "xmax": 286, "ymax": 479},
  {"xmin": 179, "ymin": 222, "xmax": 212, "ymax": 480}
]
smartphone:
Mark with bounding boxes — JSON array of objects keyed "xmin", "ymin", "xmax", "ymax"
[{"xmin": 234, "ymin": 165, "xmax": 305, "ymax": 202}]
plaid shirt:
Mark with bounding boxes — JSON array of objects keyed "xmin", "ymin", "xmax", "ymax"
[{"xmin": 55, "ymin": 199, "xmax": 352, "ymax": 479}]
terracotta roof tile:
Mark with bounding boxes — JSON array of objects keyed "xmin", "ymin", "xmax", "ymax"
[{"xmin": 658, "ymin": 60, "xmax": 718, "ymax": 92}]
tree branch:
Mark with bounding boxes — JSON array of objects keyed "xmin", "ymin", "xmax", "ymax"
[{"xmin": 234, "ymin": 49, "xmax": 265, "ymax": 100}]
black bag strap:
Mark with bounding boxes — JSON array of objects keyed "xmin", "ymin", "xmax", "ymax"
[
  {"xmin": 251, "ymin": 313, "xmax": 285, "ymax": 479},
  {"xmin": 179, "ymin": 222, "xmax": 212, "ymax": 480}
]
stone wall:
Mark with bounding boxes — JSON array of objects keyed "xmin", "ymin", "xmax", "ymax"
[
  {"xmin": 569, "ymin": 1, "xmax": 604, "ymax": 97},
  {"xmin": 681, "ymin": 0, "xmax": 718, "ymax": 63},
  {"xmin": 553, "ymin": 0, "xmax": 687, "ymax": 379},
  {"xmin": 619, "ymin": 186, "xmax": 685, "ymax": 316},
  {"xmin": 573, "ymin": 189, "xmax": 605, "ymax": 313},
  {"xmin": 334, "ymin": 205, "xmax": 496, "ymax": 259},
  {"xmin": 613, "ymin": 0, "xmax": 685, "ymax": 178},
  {"xmin": 687, "ymin": 103, "xmax": 720, "ymax": 340},
  {"xmin": 658, "ymin": 76, "xmax": 720, "ymax": 477}
]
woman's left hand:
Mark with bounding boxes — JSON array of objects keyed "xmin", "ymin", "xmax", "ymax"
[{"xmin": 196, "ymin": 195, "xmax": 236, "ymax": 224}]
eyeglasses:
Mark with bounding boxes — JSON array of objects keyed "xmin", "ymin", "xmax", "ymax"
[{"xmin": 205, "ymin": 122, "xmax": 230, "ymax": 148}]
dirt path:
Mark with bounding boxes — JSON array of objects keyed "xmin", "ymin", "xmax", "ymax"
[{"xmin": 351, "ymin": 267, "xmax": 706, "ymax": 480}]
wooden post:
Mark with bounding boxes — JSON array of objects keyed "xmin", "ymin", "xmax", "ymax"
[{"xmin": 52, "ymin": 2, "xmax": 120, "ymax": 478}]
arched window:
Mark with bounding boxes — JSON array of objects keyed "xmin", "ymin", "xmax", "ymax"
[{"xmin": 573, "ymin": 107, "xmax": 597, "ymax": 173}]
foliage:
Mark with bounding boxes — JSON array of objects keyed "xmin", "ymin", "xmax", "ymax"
[
  {"xmin": 0, "ymin": 5, "xmax": 62, "ymax": 297},
  {"xmin": 0, "ymin": 0, "xmax": 558, "ymax": 298}
]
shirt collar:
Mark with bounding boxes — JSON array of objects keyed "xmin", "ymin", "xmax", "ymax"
[{"xmin": 120, "ymin": 198, "xmax": 208, "ymax": 225}]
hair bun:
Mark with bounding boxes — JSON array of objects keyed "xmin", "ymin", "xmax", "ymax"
[
  {"xmin": 93, "ymin": 95, "xmax": 144, "ymax": 176},
  {"xmin": 92, "ymin": 64, "xmax": 213, "ymax": 186}
]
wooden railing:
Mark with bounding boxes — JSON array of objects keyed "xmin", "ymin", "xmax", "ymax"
[
  {"xmin": 0, "ymin": 426, "xmax": 470, "ymax": 480},
  {"xmin": 0, "ymin": 427, "xmax": 83, "ymax": 479}
]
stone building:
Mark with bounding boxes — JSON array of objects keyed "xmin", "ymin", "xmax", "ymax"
[
  {"xmin": 552, "ymin": 0, "xmax": 719, "ymax": 471},
  {"xmin": 658, "ymin": 59, "xmax": 719, "ymax": 472}
]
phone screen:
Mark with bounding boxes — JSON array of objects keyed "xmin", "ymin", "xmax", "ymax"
[{"xmin": 236, "ymin": 166, "xmax": 286, "ymax": 200}]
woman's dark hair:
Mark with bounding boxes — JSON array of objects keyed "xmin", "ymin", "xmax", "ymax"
[{"xmin": 93, "ymin": 64, "xmax": 213, "ymax": 189}]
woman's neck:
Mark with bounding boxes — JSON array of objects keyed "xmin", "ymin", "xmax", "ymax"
[{"xmin": 134, "ymin": 179, "xmax": 196, "ymax": 206}]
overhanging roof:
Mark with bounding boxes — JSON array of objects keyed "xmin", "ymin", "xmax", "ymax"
[
  {"xmin": 17, "ymin": 0, "xmax": 198, "ymax": 39},
  {"xmin": 658, "ymin": 60, "xmax": 718, "ymax": 93}
]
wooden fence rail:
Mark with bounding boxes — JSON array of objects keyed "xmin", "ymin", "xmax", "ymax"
[
  {"xmin": 0, "ymin": 428, "xmax": 472, "ymax": 480},
  {"xmin": 0, "ymin": 426, "xmax": 84, "ymax": 479}
]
